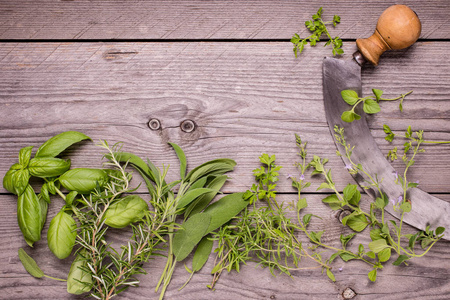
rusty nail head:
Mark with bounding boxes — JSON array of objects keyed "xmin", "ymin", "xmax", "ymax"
[
  {"xmin": 148, "ymin": 118, "xmax": 161, "ymax": 130},
  {"xmin": 180, "ymin": 119, "xmax": 196, "ymax": 133}
]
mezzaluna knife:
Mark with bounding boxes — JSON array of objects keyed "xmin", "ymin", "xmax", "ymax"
[{"xmin": 322, "ymin": 4, "xmax": 450, "ymax": 240}]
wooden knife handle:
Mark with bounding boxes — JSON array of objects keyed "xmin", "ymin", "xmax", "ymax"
[{"xmin": 356, "ymin": 5, "xmax": 421, "ymax": 65}]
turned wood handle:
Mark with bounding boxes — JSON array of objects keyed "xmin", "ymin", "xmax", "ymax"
[{"xmin": 356, "ymin": 5, "xmax": 421, "ymax": 65}]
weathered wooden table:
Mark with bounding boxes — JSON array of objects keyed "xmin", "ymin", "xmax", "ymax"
[{"xmin": 1, "ymin": 1, "xmax": 449, "ymax": 299}]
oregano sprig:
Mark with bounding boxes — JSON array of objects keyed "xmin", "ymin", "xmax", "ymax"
[
  {"xmin": 291, "ymin": 7, "xmax": 343, "ymax": 58},
  {"xmin": 341, "ymin": 89, "xmax": 413, "ymax": 123}
]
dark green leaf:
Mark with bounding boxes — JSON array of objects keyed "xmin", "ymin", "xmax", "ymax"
[
  {"xmin": 435, "ymin": 227, "xmax": 445, "ymax": 236},
  {"xmin": 363, "ymin": 99, "xmax": 381, "ymax": 114},
  {"xmin": 203, "ymin": 192, "xmax": 249, "ymax": 233},
  {"xmin": 302, "ymin": 214, "xmax": 313, "ymax": 227},
  {"xmin": 339, "ymin": 252, "xmax": 357, "ymax": 262},
  {"xmin": 18, "ymin": 248, "xmax": 44, "ymax": 278},
  {"xmin": 48, "ymin": 210, "xmax": 77, "ymax": 259},
  {"xmin": 67, "ymin": 250, "xmax": 93, "ymax": 294},
  {"xmin": 65, "ymin": 191, "xmax": 78, "ymax": 206},
  {"xmin": 185, "ymin": 175, "xmax": 228, "ymax": 218},
  {"xmin": 383, "ymin": 124, "xmax": 392, "ymax": 134},
  {"xmin": 18, "ymin": 185, "xmax": 42, "ymax": 246},
  {"xmin": 173, "ymin": 213, "xmax": 211, "ymax": 262},
  {"xmin": 340, "ymin": 233, "xmax": 356, "ymax": 249},
  {"xmin": 59, "ymin": 168, "xmax": 108, "ymax": 193},
  {"xmin": 192, "ymin": 236, "xmax": 214, "ymax": 272},
  {"xmin": 39, "ymin": 183, "xmax": 50, "ymax": 204},
  {"xmin": 186, "ymin": 159, "xmax": 236, "ymax": 183},
  {"xmin": 35, "ymin": 131, "xmax": 91, "ymax": 158},
  {"xmin": 169, "ymin": 142, "xmax": 187, "ymax": 180},
  {"xmin": 341, "ymin": 111, "xmax": 361, "ymax": 123},
  {"xmin": 392, "ymin": 255, "xmax": 409, "ymax": 266},
  {"xmin": 28, "ymin": 157, "xmax": 71, "ymax": 178},
  {"xmin": 104, "ymin": 195, "xmax": 148, "ymax": 228},
  {"xmin": 19, "ymin": 146, "xmax": 34, "ymax": 167},
  {"xmin": 341, "ymin": 90, "xmax": 359, "ymax": 105}
]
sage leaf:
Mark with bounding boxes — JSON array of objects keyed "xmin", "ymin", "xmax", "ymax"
[
  {"xmin": 363, "ymin": 99, "xmax": 381, "ymax": 114},
  {"xmin": 203, "ymin": 192, "xmax": 249, "ymax": 233},
  {"xmin": 169, "ymin": 142, "xmax": 187, "ymax": 180},
  {"xmin": 186, "ymin": 159, "xmax": 236, "ymax": 182},
  {"xmin": 3, "ymin": 166, "xmax": 30, "ymax": 196},
  {"xmin": 368, "ymin": 239, "xmax": 389, "ymax": 253},
  {"xmin": 177, "ymin": 188, "xmax": 215, "ymax": 209},
  {"xmin": 18, "ymin": 248, "xmax": 44, "ymax": 278},
  {"xmin": 19, "ymin": 146, "xmax": 33, "ymax": 167},
  {"xmin": 341, "ymin": 90, "xmax": 359, "ymax": 105},
  {"xmin": 184, "ymin": 175, "xmax": 228, "ymax": 218},
  {"xmin": 104, "ymin": 195, "xmax": 148, "ymax": 228},
  {"xmin": 67, "ymin": 250, "xmax": 93, "ymax": 294},
  {"xmin": 28, "ymin": 157, "xmax": 71, "ymax": 178},
  {"xmin": 18, "ymin": 185, "xmax": 42, "ymax": 247},
  {"xmin": 192, "ymin": 236, "xmax": 214, "ymax": 272},
  {"xmin": 48, "ymin": 210, "xmax": 77, "ymax": 259},
  {"xmin": 35, "ymin": 131, "xmax": 91, "ymax": 158},
  {"xmin": 59, "ymin": 168, "xmax": 108, "ymax": 193},
  {"xmin": 173, "ymin": 213, "xmax": 211, "ymax": 262}
]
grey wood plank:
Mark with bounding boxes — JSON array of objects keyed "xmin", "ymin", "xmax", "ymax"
[
  {"xmin": 0, "ymin": 42, "xmax": 449, "ymax": 193},
  {"xmin": 1, "ymin": 194, "xmax": 449, "ymax": 299},
  {"xmin": 0, "ymin": 0, "xmax": 448, "ymax": 40}
]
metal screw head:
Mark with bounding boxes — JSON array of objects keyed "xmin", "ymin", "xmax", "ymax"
[
  {"xmin": 148, "ymin": 118, "xmax": 161, "ymax": 130},
  {"xmin": 180, "ymin": 119, "xmax": 196, "ymax": 133}
]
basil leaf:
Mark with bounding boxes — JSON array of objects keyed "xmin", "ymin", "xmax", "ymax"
[
  {"xmin": 65, "ymin": 191, "xmax": 78, "ymax": 206},
  {"xmin": 28, "ymin": 157, "xmax": 71, "ymax": 178},
  {"xmin": 173, "ymin": 213, "xmax": 211, "ymax": 262},
  {"xmin": 48, "ymin": 210, "xmax": 77, "ymax": 259},
  {"xmin": 59, "ymin": 168, "xmax": 108, "ymax": 193},
  {"xmin": 39, "ymin": 195, "xmax": 48, "ymax": 231},
  {"xmin": 3, "ymin": 166, "xmax": 30, "ymax": 196},
  {"xmin": 184, "ymin": 175, "xmax": 228, "ymax": 218},
  {"xmin": 67, "ymin": 250, "xmax": 93, "ymax": 294},
  {"xmin": 169, "ymin": 142, "xmax": 187, "ymax": 180},
  {"xmin": 19, "ymin": 146, "xmax": 34, "ymax": 167},
  {"xmin": 18, "ymin": 185, "xmax": 42, "ymax": 246},
  {"xmin": 363, "ymin": 99, "xmax": 381, "ymax": 114},
  {"xmin": 192, "ymin": 236, "xmax": 214, "ymax": 272},
  {"xmin": 35, "ymin": 131, "xmax": 91, "ymax": 158},
  {"xmin": 104, "ymin": 195, "xmax": 148, "ymax": 228},
  {"xmin": 203, "ymin": 192, "xmax": 249, "ymax": 233},
  {"xmin": 177, "ymin": 188, "xmax": 215, "ymax": 209},
  {"xmin": 341, "ymin": 90, "xmax": 359, "ymax": 105},
  {"xmin": 18, "ymin": 248, "xmax": 44, "ymax": 278},
  {"xmin": 39, "ymin": 183, "xmax": 51, "ymax": 203}
]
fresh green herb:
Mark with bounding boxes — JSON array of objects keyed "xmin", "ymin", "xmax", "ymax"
[
  {"xmin": 291, "ymin": 7, "xmax": 342, "ymax": 57},
  {"xmin": 340, "ymin": 89, "xmax": 413, "ymax": 123},
  {"xmin": 18, "ymin": 248, "xmax": 65, "ymax": 281}
]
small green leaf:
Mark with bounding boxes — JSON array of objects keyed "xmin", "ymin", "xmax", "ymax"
[
  {"xmin": 19, "ymin": 146, "xmax": 34, "ymax": 167},
  {"xmin": 59, "ymin": 168, "xmax": 109, "ymax": 194},
  {"xmin": 341, "ymin": 90, "xmax": 359, "ymax": 105},
  {"xmin": 302, "ymin": 214, "xmax": 312, "ymax": 226},
  {"xmin": 366, "ymin": 251, "xmax": 376, "ymax": 259},
  {"xmin": 48, "ymin": 210, "xmax": 77, "ymax": 259},
  {"xmin": 296, "ymin": 197, "xmax": 308, "ymax": 212},
  {"xmin": 177, "ymin": 188, "xmax": 215, "ymax": 209},
  {"xmin": 67, "ymin": 250, "xmax": 93, "ymax": 294},
  {"xmin": 341, "ymin": 111, "xmax": 361, "ymax": 123},
  {"xmin": 339, "ymin": 252, "xmax": 357, "ymax": 262},
  {"xmin": 65, "ymin": 191, "xmax": 78, "ymax": 206},
  {"xmin": 369, "ymin": 239, "xmax": 389, "ymax": 253},
  {"xmin": 392, "ymin": 254, "xmax": 409, "ymax": 266},
  {"xmin": 435, "ymin": 227, "xmax": 445, "ymax": 236},
  {"xmin": 343, "ymin": 213, "xmax": 369, "ymax": 232},
  {"xmin": 340, "ymin": 233, "xmax": 356, "ymax": 248},
  {"xmin": 372, "ymin": 89, "xmax": 383, "ymax": 101},
  {"xmin": 383, "ymin": 124, "xmax": 392, "ymax": 134},
  {"xmin": 3, "ymin": 166, "xmax": 30, "ymax": 196},
  {"xmin": 326, "ymin": 269, "xmax": 336, "ymax": 282},
  {"xmin": 363, "ymin": 99, "xmax": 381, "ymax": 114},
  {"xmin": 368, "ymin": 269, "xmax": 377, "ymax": 282},
  {"xmin": 18, "ymin": 248, "xmax": 44, "ymax": 278},
  {"xmin": 378, "ymin": 248, "xmax": 391, "ymax": 262},
  {"xmin": 343, "ymin": 184, "xmax": 357, "ymax": 202},
  {"xmin": 18, "ymin": 185, "xmax": 42, "ymax": 246},
  {"xmin": 400, "ymin": 201, "xmax": 412, "ymax": 213},
  {"xmin": 316, "ymin": 182, "xmax": 331, "ymax": 191},
  {"xmin": 192, "ymin": 236, "xmax": 214, "ymax": 272},
  {"xmin": 28, "ymin": 157, "xmax": 71, "ymax": 178},
  {"xmin": 104, "ymin": 195, "xmax": 148, "ymax": 228}
]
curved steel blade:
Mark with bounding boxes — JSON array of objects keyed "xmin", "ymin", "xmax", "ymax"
[{"xmin": 323, "ymin": 56, "xmax": 450, "ymax": 240}]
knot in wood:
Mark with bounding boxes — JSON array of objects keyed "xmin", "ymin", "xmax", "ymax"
[
  {"xmin": 342, "ymin": 287, "xmax": 357, "ymax": 299},
  {"xmin": 148, "ymin": 118, "xmax": 161, "ymax": 131},
  {"xmin": 338, "ymin": 209, "xmax": 352, "ymax": 223},
  {"xmin": 180, "ymin": 119, "xmax": 196, "ymax": 133}
]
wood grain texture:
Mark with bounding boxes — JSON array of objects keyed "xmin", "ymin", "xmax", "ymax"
[
  {"xmin": 0, "ymin": 42, "xmax": 449, "ymax": 194},
  {"xmin": 0, "ymin": 194, "xmax": 449, "ymax": 299},
  {"xmin": 0, "ymin": 0, "xmax": 449, "ymax": 40}
]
